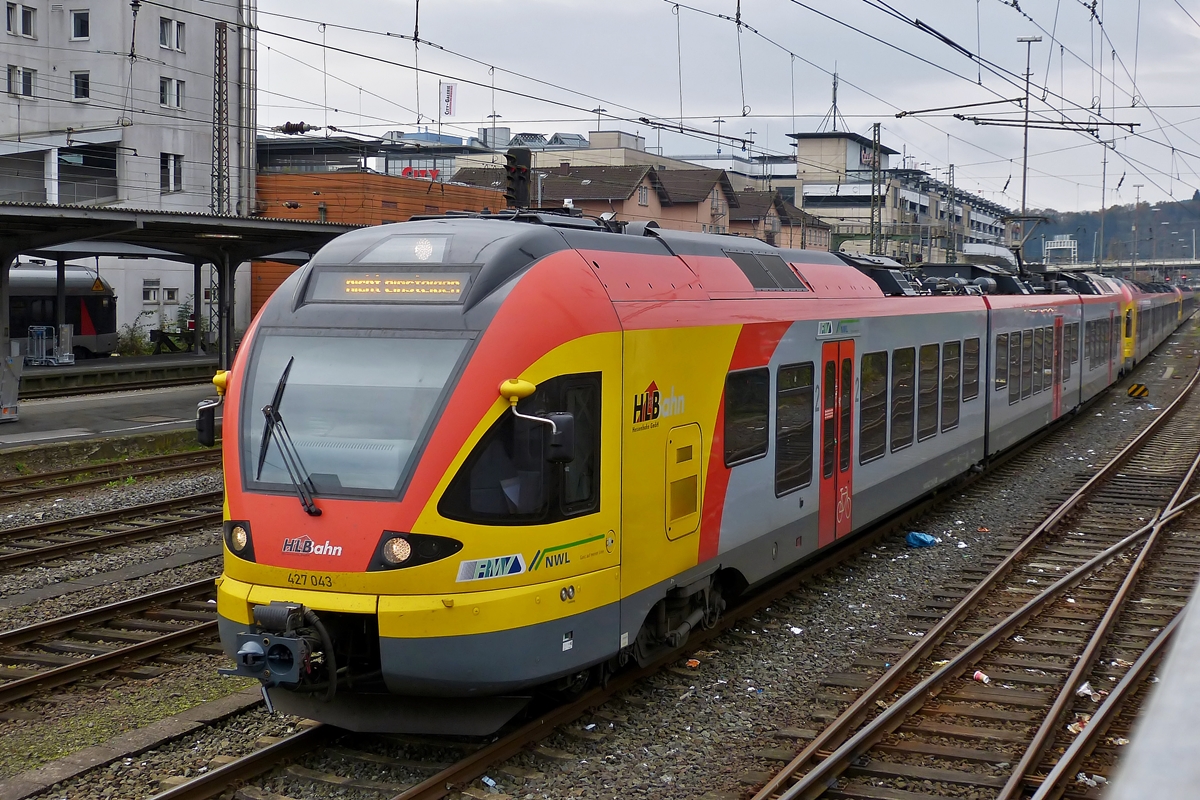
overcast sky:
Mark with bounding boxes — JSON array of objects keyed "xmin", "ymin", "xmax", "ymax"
[{"xmin": 256, "ymin": 0, "xmax": 1200, "ymax": 214}]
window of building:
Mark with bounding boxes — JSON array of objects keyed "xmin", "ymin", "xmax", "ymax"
[
  {"xmin": 994, "ymin": 332, "xmax": 1009, "ymax": 390},
  {"xmin": 963, "ymin": 337, "xmax": 980, "ymax": 400},
  {"xmin": 941, "ymin": 341, "xmax": 961, "ymax": 432},
  {"xmin": 917, "ymin": 344, "xmax": 939, "ymax": 441},
  {"xmin": 160, "ymin": 17, "xmax": 184, "ymax": 51},
  {"xmin": 859, "ymin": 351, "xmax": 888, "ymax": 464},
  {"xmin": 890, "ymin": 347, "xmax": 915, "ymax": 451},
  {"xmin": 1021, "ymin": 328, "xmax": 1034, "ymax": 399},
  {"xmin": 159, "ymin": 76, "xmax": 183, "ymax": 108},
  {"xmin": 637, "ymin": 184, "xmax": 649, "ymax": 206},
  {"xmin": 724, "ymin": 368, "xmax": 770, "ymax": 467},
  {"xmin": 164, "ymin": 288, "xmax": 179, "ymax": 304},
  {"xmin": 71, "ymin": 70, "xmax": 89, "ymax": 100},
  {"xmin": 70, "ymin": 9, "xmax": 88, "ymax": 39},
  {"xmin": 6, "ymin": 64, "xmax": 34, "ymax": 96},
  {"xmin": 438, "ymin": 373, "xmax": 601, "ymax": 524},
  {"xmin": 142, "ymin": 279, "xmax": 160, "ymax": 303},
  {"xmin": 775, "ymin": 362, "xmax": 814, "ymax": 495},
  {"xmin": 6, "ymin": 3, "xmax": 34, "ymax": 37},
  {"xmin": 159, "ymin": 152, "xmax": 183, "ymax": 192},
  {"xmin": 1008, "ymin": 330, "xmax": 1022, "ymax": 405}
]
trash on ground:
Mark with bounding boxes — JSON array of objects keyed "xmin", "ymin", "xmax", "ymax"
[
  {"xmin": 977, "ymin": 527, "xmax": 990, "ymax": 532},
  {"xmin": 972, "ymin": 670, "xmax": 991, "ymax": 684},
  {"xmin": 481, "ymin": 776, "xmax": 497, "ymax": 788},
  {"xmin": 685, "ymin": 659, "xmax": 700, "ymax": 669},
  {"xmin": 1076, "ymin": 681, "xmax": 1102, "ymax": 701},
  {"xmin": 905, "ymin": 531, "xmax": 939, "ymax": 548},
  {"xmin": 1067, "ymin": 713, "xmax": 1092, "ymax": 735},
  {"xmin": 957, "ymin": 541, "xmax": 968, "ymax": 549},
  {"xmin": 789, "ymin": 627, "xmax": 803, "ymax": 635},
  {"xmin": 932, "ymin": 659, "xmax": 951, "ymax": 667}
]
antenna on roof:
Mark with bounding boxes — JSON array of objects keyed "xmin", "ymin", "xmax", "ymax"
[{"xmin": 817, "ymin": 67, "xmax": 848, "ymax": 134}]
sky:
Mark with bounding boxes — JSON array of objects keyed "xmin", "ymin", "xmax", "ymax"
[{"xmin": 254, "ymin": 0, "xmax": 1200, "ymax": 214}]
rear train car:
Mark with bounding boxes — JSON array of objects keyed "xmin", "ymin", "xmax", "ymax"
[{"xmin": 8, "ymin": 265, "xmax": 118, "ymax": 357}]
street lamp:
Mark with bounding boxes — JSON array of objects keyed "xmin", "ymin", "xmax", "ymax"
[{"xmin": 713, "ymin": 118, "xmax": 725, "ymax": 155}]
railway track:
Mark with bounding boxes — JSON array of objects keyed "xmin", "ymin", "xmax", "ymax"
[
  {"xmin": 744, "ymin": 354, "xmax": 1200, "ymax": 798},
  {"xmin": 0, "ymin": 490, "xmax": 223, "ymax": 570},
  {"xmin": 140, "ymin": 347, "xmax": 1200, "ymax": 799},
  {"xmin": 0, "ymin": 578, "xmax": 219, "ymax": 706},
  {"xmin": 0, "ymin": 449, "xmax": 222, "ymax": 506}
]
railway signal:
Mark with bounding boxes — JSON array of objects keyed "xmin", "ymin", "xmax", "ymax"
[{"xmin": 504, "ymin": 147, "xmax": 532, "ymax": 208}]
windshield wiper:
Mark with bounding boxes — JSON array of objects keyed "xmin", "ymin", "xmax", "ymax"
[{"xmin": 256, "ymin": 356, "xmax": 322, "ymax": 516}]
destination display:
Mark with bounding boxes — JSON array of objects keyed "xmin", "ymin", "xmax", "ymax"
[{"xmin": 308, "ymin": 269, "xmax": 472, "ymax": 303}]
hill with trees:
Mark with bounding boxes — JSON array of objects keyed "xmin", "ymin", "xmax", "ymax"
[{"xmin": 1027, "ymin": 191, "xmax": 1200, "ymax": 263}]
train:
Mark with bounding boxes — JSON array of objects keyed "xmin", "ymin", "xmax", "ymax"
[
  {"xmin": 8, "ymin": 264, "xmax": 118, "ymax": 358},
  {"xmin": 206, "ymin": 214, "xmax": 1191, "ymax": 735}
]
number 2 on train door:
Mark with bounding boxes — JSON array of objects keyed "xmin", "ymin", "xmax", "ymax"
[{"xmin": 818, "ymin": 339, "xmax": 855, "ymax": 548}]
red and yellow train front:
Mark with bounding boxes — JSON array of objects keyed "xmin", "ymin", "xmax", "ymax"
[{"xmin": 213, "ymin": 222, "xmax": 626, "ymax": 731}]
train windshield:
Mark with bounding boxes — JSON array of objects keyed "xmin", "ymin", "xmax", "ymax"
[{"xmin": 241, "ymin": 330, "xmax": 469, "ymax": 497}]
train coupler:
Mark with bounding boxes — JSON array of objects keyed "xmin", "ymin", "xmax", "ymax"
[{"xmin": 219, "ymin": 602, "xmax": 334, "ymax": 696}]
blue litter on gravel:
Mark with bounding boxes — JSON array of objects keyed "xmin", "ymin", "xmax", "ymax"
[{"xmin": 905, "ymin": 532, "xmax": 939, "ymax": 548}]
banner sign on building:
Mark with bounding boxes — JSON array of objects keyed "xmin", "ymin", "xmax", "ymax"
[{"xmin": 441, "ymin": 83, "xmax": 457, "ymax": 118}]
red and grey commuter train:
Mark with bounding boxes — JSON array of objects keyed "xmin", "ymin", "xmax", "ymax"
[{"xmin": 207, "ymin": 214, "xmax": 1190, "ymax": 734}]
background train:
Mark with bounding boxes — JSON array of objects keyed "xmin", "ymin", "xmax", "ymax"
[
  {"xmin": 209, "ymin": 215, "xmax": 1190, "ymax": 734},
  {"xmin": 8, "ymin": 264, "xmax": 118, "ymax": 358}
]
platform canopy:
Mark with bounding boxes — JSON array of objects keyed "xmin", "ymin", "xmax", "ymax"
[{"xmin": 0, "ymin": 202, "xmax": 359, "ymax": 370}]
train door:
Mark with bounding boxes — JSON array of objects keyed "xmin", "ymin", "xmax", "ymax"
[
  {"xmin": 1108, "ymin": 309, "xmax": 1116, "ymax": 386},
  {"xmin": 1052, "ymin": 316, "xmax": 1064, "ymax": 419},
  {"xmin": 818, "ymin": 339, "xmax": 855, "ymax": 548}
]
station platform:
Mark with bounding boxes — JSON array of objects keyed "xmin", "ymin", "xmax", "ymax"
[
  {"xmin": 19, "ymin": 353, "xmax": 218, "ymax": 399},
  {"xmin": 0, "ymin": 383, "xmax": 222, "ymax": 449},
  {"xmin": 1108, "ymin": 575, "xmax": 1200, "ymax": 798}
]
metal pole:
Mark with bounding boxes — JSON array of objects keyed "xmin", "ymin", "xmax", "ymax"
[
  {"xmin": 193, "ymin": 259, "xmax": 204, "ymax": 355},
  {"xmin": 1018, "ymin": 36, "xmax": 1041, "ymax": 218},
  {"xmin": 55, "ymin": 258, "xmax": 66, "ymax": 332},
  {"xmin": 1099, "ymin": 144, "xmax": 1107, "ymax": 266},
  {"xmin": 1132, "ymin": 184, "xmax": 1142, "ymax": 281}
]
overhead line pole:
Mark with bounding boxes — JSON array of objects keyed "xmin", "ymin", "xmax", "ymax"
[{"xmin": 1018, "ymin": 36, "xmax": 1041, "ymax": 221}]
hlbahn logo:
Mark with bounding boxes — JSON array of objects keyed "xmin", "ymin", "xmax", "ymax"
[
  {"xmin": 632, "ymin": 381, "xmax": 684, "ymax": 430},
  {"xmin": 281, "ymin": 535, "xmax": 343, "ymax": 557}
]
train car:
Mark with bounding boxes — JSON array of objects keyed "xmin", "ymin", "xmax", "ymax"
[
  {"xmin": 207, "ymin": 216, "xmax": 1187, "ymax": 735},
  {"xmin": 1130, "ymin": 281, "xmax": 1180, "ymax": 362},
  {"xmin": 8, "ymin": 265, "xmax": 118, "ymax": 358}
]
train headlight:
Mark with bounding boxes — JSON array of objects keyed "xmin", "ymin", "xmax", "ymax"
[
  {"xmin": 222, "ymin": 520, "xmax": 255, "ymax": 561},
  {"xmin": 230, "ymin": 526, "xmax": 249, "ymax": 552},
  {"xmin": 382, "ymin": 536, "xmax": 413, "ymax": 565},
  {"xmin": 368, "ymin": 531, "xmax": 463, "ymax": 571}
]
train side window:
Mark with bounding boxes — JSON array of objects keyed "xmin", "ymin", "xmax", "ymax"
[
  {"xmin": 859, "ymin": 352, "xmax": 888, "ymax": 464},
  {"xmin": 1032, "ymin": 328, "xmax": 1044, "ymax": 394},
  {"xmin": 1008, "ymin": 331, "xmax": 1022, "ymax": 405},
  {"xmin": 994, "ymin": 333, "xmax": 1009, "ymax": 390},
  {"xmin": 1063, "ymin": 326, "xmax": 1072, "ymax": 381},
  {"xmin": 917, "ymin": 344, "xmax": 939, "ymax": 441},
  {"xmin": 941, "ymin": 341, "xmax": 961, "ymax": 432},
  {"xmin": 821, "ymin": 361, "xmax": 837, "ymax": 479},
  {"xmin": 890, "ymin": 347, "xmax": 915, "ymax": 452},
  {"xmin": 1021, "ymin": 329, "xmax": 1034, "ymax": 399},
  {"xmin": 963, "ymin": 337, "xmax": 980, "ymax": 401},
  {"xmin": 775, "ymin": 363, "xmax": 814, "ymax": 495},
  {"xmin": 438, "ymin": 372, "xmax": 601, "ymax": 525},
  {"xmin": 839, "ymin": 358, "xmax": 852, "ymax": 473},
  {"xmin": 724, "ymin": 368, "xmax": 770, "ymax": 467}
]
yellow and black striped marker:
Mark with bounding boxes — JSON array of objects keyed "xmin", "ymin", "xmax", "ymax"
[{"xmin": 1128, "ymin": 384, "xmax": 1150, "ymax": 398}]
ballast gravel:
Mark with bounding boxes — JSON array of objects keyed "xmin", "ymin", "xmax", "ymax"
[
  {"xmin": 0, "ymin": 471, "xmax": 222, "ymax": 604},
  {"xmin": 16, "ymin": 331, "xmax": 1200, "ymax": 800}
]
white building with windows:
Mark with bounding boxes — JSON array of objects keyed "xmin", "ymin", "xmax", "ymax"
[{"xmin": 1, "ymin": 0, "xmax": 256, "ymax": 338}]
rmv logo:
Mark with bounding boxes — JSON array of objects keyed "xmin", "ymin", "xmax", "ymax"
[
  {"xmin": 456, "ymin": 553, "xmax": 526, "ymax": 582},
  {"xmin": 281, "ymin": 535, "xmax": 343, "ymax": 557},
  {"xmin": 632, "ymin": 381, "xmax": 685, "ymax": 424}
]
